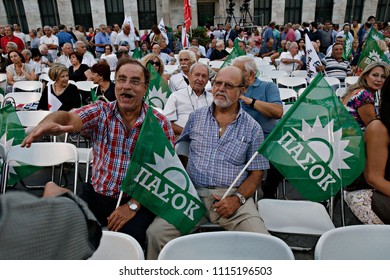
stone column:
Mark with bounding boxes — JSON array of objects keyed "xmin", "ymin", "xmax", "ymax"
[
  {"xmin": 23, "ymin": 0, "xmax": 41, "ymax": 29},
  {"xmin": 361, "ymin": 0, "xmax": 379, "ymax": 22},
  {"xmin": 333, "ymin": 0, "xmax": 348, "ymax": 24},
  {"xmin": 57, "ymin": 0, "xmax": 75, "ymax": 27},
  {"xmin": 301, "ymin": 0, "xmax": 315, "ymax": 23},
  {"xmin": 90, "ymin": 0, "xmax": 107, "ymax": 27},
  {"xmin": 0, "ymin": 1, "xmax": 8, "ymax": 26},
  {"xmin": 272, "ymin": 0, "xmax": 285, "ymax": 25},
  {"xmin": 123, "ymin": 0, "xmax": 138, "ymax": 28}
]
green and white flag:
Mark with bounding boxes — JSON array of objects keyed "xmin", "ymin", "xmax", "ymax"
[
  {"xmin": 366, "ymin": 27, "xmax": 386, "ymax": 42},
  {"xmin": 145, "ymin": 63, "xmax": 172, "ymax": 110},
  {"xmin": 342, "ymin": 35, "xmax": 353, "ymax": 60},
  {"xmin": 221, "ymin": 44, "xmax": 246, "ymax": 68},
  {"xmin": 258, "ymin": 74, "xmax": 365, "ymax": 201},
  {"xmin": 121, "ymin": 108, "xmax": 206, "ymax": 234},
  {"xmin": 357, "ymin": 35, "xmax": 390, "ymax": 70},
  {"xmin": 0, "ymin": 104, "xmax": 40, "ymax": 185},
  {"xmin": 132, "ymin": 48, "xmax": 142, "ymax": 60}
]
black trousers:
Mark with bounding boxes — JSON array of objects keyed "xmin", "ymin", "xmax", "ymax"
[
  {"xmin": 79, "ymin": 183, "xmax": 155, "ymax": 249},
  {"xmin": 262, "ymin": 163, "xmax": 284, "ymax": 199}
]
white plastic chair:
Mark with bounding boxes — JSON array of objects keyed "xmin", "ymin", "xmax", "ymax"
[
  {"xmin": 2, "ymin": 143, "xmax": 79, "ymax": 194},
  {"xmin": 75, "ymin": 81, "xmax": 98, "ymax": 92},
  {"xmin": 16, "ymin": 111, "xmax": 51, "ymax": 135},
  {"xmin": 39, "ymin": 73, "xmax": 53, "ymax": 83},
  {"xmin": 335, "ymin": 87, "xmax": 347, "ymax": 98},
  {"xmin": 163, "ymin": 64, "xmax": 179, "ymax": 75},
  {"xmin": 258, "ymin": 76, "xmax": 274, "ymax": 83},
  {"xmin": 262, "ymin": 70, "xmax": 289, "ymax": 82},
  {"xmin": 4, "ymin": 92, "xmax": 42, "ymax": 108},
  {"xmin": 41, "ymin": 67, "xmax": 50, "ymax": 74},
  {"xmin": 278, "ymin": 88, "xmax": 298, "ymax": 102},
  {"xmin": 158, "ymin": 231, "xmax": 294, "ymax": 260},
  {"xmin": 344, "ymin": 76, "xmax": 359, "ymax": 87},
  {"xmin": 291, "ymin": 70, "xmax": 308, "ymax": 78},
  {"xmin": 315, "ymin": 225, "xmax": 390, "ymax": 260},
  {"xmin": 198, "ymin": 58, "xmax": 210, "ymax": 66},
  {"xmin": 11, "ymin": 81, "xmax": 43, "ymax": 93},
  {"xmin": 89, "ymin": 231, "xmax": 144, "ymax": 260},
  {"xmin": 277, "ymin": 76, "xmax": 307, "ymax": 89},
  {"xmin": 209, "ymin": 60, "xmax": 224, "ymax": 70},
  {"xmin": 258, "ymin": 199, "xmax": 335, "ymax": 250},
  {"xmin": 110, "ymin": 71, "xmax": 116, "ymax": 82}
]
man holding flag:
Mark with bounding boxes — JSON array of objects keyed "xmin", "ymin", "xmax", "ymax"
[
  {"xmin": 21, "ymin": 58, "xmax": 175, "ymax": 249},
  {"xmin": 147, "ymin": 66, "xmax": 270, "ymax": 260}
]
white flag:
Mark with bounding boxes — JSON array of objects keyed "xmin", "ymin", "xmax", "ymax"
[
  {"xmin": 305, "ymin": 34, "xmax": 322, "ymax": 79},
  {"xmin": 158, "ymin": 18, "xmax": 169, "ymax": 44},
  {"xmin": 123, "ymin": 15, "xmax": 136, "ymax": 37},
  {"xmin": 48, "ymin": 83, "xmax": 62, "ymax": 112},
  {"xmin": 182, "ymin": 25, "xmax": 188, "ymax": 48}
]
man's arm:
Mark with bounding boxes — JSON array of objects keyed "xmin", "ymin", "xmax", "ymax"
[
  {"xmin": 171, "ymin": 122, "xmax": 184, "ymax": 135},
  {"xmin": 240, "ymin": 95, "xmax": 283, "ymax": 119},
  {"xmin": 21, "ymin": 111, "xmax": 83, "ymax": 147}
]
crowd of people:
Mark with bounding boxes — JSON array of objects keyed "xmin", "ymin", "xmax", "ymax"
[{"xmin": 0, "ymin": 16, "xmax": 390, "ymax": 259}]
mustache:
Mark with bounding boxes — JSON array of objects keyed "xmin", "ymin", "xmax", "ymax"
[
  {"xmin": 120, "ymin": 91, "xmax": 137, "ymax": 97},
  {"xmin": 214, "ymin": 91, "xmax": 228, "ymax": 98}
]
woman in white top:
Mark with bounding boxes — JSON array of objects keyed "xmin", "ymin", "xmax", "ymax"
[
  {"xmin": 100, "ymin": 45, "xmax": 118, "ymax": 71},
  {"xmin": 6, "ymin": 50, "xmax": 36, "ymax": 93}
]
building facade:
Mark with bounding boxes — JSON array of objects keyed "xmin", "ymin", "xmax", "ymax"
[{"xmin": 0, "ymin": 0, "xmax": 388, "ymax": 33}]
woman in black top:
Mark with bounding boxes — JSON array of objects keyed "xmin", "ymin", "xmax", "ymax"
[
  {"xmin": 88, "ymin": 61, "xmax": 115, "ymax": 103},
  {"xmin": 68, "ymin": 52, "xmax": 91, "ymax": 82}
]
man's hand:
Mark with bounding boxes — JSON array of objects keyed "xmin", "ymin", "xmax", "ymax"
[
  {"xmin": 43, "ymin": 181, "xmax": 70, "ymax": 197},
  {"xmin": 239, "ymin": 95, "xmax": 251, "ymax": 106},
  {"xmin": 107, "ymin": 204, "xmax": 135, "ymax": 232},
  {"xmin": 212, "ymin": 194, "xmax": 240, "ymax": 218}
]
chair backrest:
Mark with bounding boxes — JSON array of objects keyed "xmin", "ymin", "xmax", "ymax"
[
  {"xmin": 4, "ymin": 92, "xmax": 42, "ymax": 108},
  {"xmin": 258, "ymin": 76, "xmax": 274, "ymax": 83},
  {"xmin": 258, "ymin": 199, "xmax": 335, "ymax": 236},
  {"xmin": 315, "ymin": 225, "xmax": 390, "ymax": 260},
  {"xmin": 163, "ymin": 64, "xmax": 179, "ymax": 75},
  {"xmin": 39, "ymin": 73, "xmax": 53, "ymax": 83},
  {"xmin": 278, "ymin": 88, "xmax": 298, "ymax": 102},
  {"xmin": 75, "ymin": 81, "xmax": 98, "ymax": 92},
  {"xmin": 335, "ymin": 87, "xmax": 347, "ymax": 98},
  {"xmin": 89, "ymin": 231, "xmax": 144, "ymax": 260},
  {"xmin": 277, "ymin": 77, "xmax": 307, "ymax": 89},
  {"xmin": 158, "ymin": 231, "xmax": 294, "ymax": 260},
  {"xmin": 2, "ymin": 143, "xmax": 79, "ymax": 193},
  {"xmin": 344, "ymin": 76, "xmax": 359, "ymax": 87},
  {"xmin": 209, "ymin": 60, "xmax": 224, "ymax": 70},
  {"xmin": 291, "ymin": 70, "xmax": 308, "ymax": 78},
  {"xmin": 16, "ymin": 110, "xmax": 51, "ymax": 128},
  {"xmin": 41, "ymin": 67, "xmax": 50, "ymax": 74},
  {"xmin": 12, "ymin": 81, "xmax": 43, "ymax": 93},
  {"xmin": 262, "ymin": 70, "xmax": 289, "ymax": 81},
  {"xmin": 198, "ymin": 58, "xmax": 210, "ymax": 66},
  {"xmin": 110, "ymin": 71, "xmax": 116, "ymax": 82}
]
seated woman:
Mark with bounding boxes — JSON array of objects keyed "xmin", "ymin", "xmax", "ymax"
[
  {"xmin": 88, "ymin": 61, "xmax": 115, "ymax": 103},
  {"xmin": 5, "ymin": 50, "xmax": 36, "ymax": 93},
  {"xmin": 141, "ymin": 53, "xmax": 169, "ymax": 83},
  {"xmin": 345, "ymin": 76, "xmax": 390, "ymax": 224},
  {"xmin": 68, "ymin": 52, "xmax": 91, "ymax": 82},
  {"xmin": 100, "ymin": 45, "xmax": 117, "ymax": 72},
  {"xmin": 341, "ymin": 62, "xmax": 390, "ymax": 130},
  {"xmin": 37, "ymin": 63, "xmax": 81, "ymax": 111}
]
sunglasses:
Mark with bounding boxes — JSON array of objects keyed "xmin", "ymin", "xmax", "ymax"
[{"xmin": 148, "ymin": 61, "xmax": 160, "ymax": 67}]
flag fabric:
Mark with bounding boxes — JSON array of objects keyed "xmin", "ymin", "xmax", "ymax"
[
  {"xmin": 221, "ymin": 44, "xmax": 246, "ymax": 68},
  {"xmin": 181, "ymin": 25, "xmax": 189, "ymax": 48},
  {"xmin": 132, "ymin": 47, "xmax": 142, "ymax": 60},
  {"xmin": 357, "ymin": 35, "xmax": 390, "ymax": 71},
  {"xmin": 305, "ymin": 34, "xmax": 322, "ymax": 79},
  {"xmin": 366, "ymin": 27, "xmax": 386, "ymax": 42},
  {"xmin": 342, "ymin": 34, "xmax": 353, "ymax": 61},
  {"xmin": 145, "ymin": 63, "xmax": 172, "ymax": 110},
  {"xmin": 90, "ymin": 88, "xmax": 97, "ymax": 103},
  {"xmin": 121, "ymin": 108, "xmax": 206, "ymax": 234},
  {"xmin": 48, "ymin": 83, "xmax": 62, "ymax": 112},
  {"xmin": 0, "ymin": 104, "xmax": 41, "ymax": 185},
  {"xmin": 158, "ymin": 18, "xmax": 169, "ymax": 44},
  {"xmin": 258, "ymin": 74, "xmax": 365, "ymax": 202},
  {"xmin": 184, "ymin": 0, "xmax": 192, "ymax": 31},
  {"xmin": 123, "ymin": 15, "xmax": 136, "ymax": 37}
]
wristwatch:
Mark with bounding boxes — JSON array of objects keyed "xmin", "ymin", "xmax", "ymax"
[
  {"xmin": 250, "ymin": 98, "xmax": 257, "ymax": 108},
  {"xmin": 127, "ymin": 201, "xmax": 139, "ymax": 212},
  {"xmin": 234, "ymin": 192, "xmax": 246, "ymax": 205}
]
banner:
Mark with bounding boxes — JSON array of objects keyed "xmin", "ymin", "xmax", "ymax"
[
  {"xmin": 145, "ymin": 63, "xmax": 172, "ymax": 110},
  {"xmin": 305, "ymin": 34, "xmax": 322, "ymax": 79},
  {"xmin": 357, "ymin": 35, "xmax": 390, "ymax": 71},
  {"xmin": 158, "ymin": 18, "xmax": 169, "ymax": 44},
  {"xmin": 184, "ymin": 0, "xmax": 192, "ymax": 31},
  {"xmin": 121, "ymin": 108, "xmax": 206, "ymax": 234},
  {"xmin": 258, "ymin": 74, "xmax": 365, "ymax": 201}
]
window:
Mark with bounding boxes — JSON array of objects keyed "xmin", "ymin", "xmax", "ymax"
[
  {"xmin": 105, "ymin": 0, "xmax": 124, "ymax": 26},
  {"xmin": 315, "ymin": 0, "xmax": 333, "ymax": 24},
  {"xmin": 376, "ymin": 0, "xmax": 390, "ymax": 22},
  {"xmin": 254, "ymin": 0, "xmax": 271, "ymax": 26},
  {"xmin": 3, "ymin": 0, "xmax": 28, "ymax": 33},
  {"xmin": 345, "ymin": 0, "xmax": 364, "ymax": 22},
  {"xmin": 284, "ymin": 0, "xmax": 302, "ymax": 24},
  {"xmin": 38, "ymin": 0, "xmax": 60, "ymax": 27},
  {"xmin": 137, "ymin": 0, "xmax": 157, "ymax": 30},
  {"xmin": 72, "ymin": 0, "xmax": 93, "ymax": 30}
]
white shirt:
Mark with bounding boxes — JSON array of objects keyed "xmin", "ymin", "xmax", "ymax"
[
  {"xmin": 114, "ymin": 31, "xmax": 137, "ymax": 50},
  {"xmin": 81, "ymin": 52, "xmax": 97, "ymax": 67},
  {"xmin": 163, "ymin": 85, "xmax": 213, "ymax": 128},
  {"xmin": 55, "ymin": 55, "xmax": 71, "ymax": 68},
  {"xmin": 169, "ymin": 72, "xmax": 189, "ymax": 93},
  {"xmin": 278, "ymin": 51, "xmax": 302, "ymax": 74},
  {"xmin": 40, "ymin": 35, "xmax": 59, "ymax": 59},
  {"xmin": 101, "ymin": 53, "xmax": 118, "ymax": 71}
]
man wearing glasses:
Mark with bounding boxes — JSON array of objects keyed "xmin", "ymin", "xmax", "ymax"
[
  {"xmin": 22, "ymin": 58, "xmax": 175, "ymax": 250},
  {"xmin": 147, "ymin": 66, "xmax": 270, "ymax": 259}
]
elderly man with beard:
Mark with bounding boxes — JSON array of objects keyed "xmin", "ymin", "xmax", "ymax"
[
  {"xmin": 146, "ymin": 66, "xmax": 270, "ymax": 260},
  {"xmin": 168, "ymin": 49, "xmax": 196, "ymax": 92},
  {"xmin": 21, "ymin": 58, "xmax": 175, "ymax": 250},
  {"xmin": 163, "ymin": 62, "xmax": 214, "ymax": 136}
]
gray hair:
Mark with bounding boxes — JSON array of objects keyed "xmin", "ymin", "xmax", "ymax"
[
  {"xmin": 231, "ymin": 56, "xmax": 258, "ymax": 75},
  {"xmin": 189, "ymin": 62, "xmax": 209, "ymax": 76},
  {"xmin": 216, "ymin": 39, "xmax": 224, "ymax": 48},
  {"xmin": 187, "ymin": 46, "xmax": 200, "ymax": 57},
  {"xmin": 6, "ymin": 42, "xmax": 18, "ymax": 50},
  {"xmin": 179, "ymin": 49, "xmax": 196, "ymax": 64}
]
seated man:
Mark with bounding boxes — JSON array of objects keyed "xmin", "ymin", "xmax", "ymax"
[
  {"xmin": 278, "ymin": 42, "xmax": 303, "ymax": 75},
  {"xmin": 147, "ymin": 66, "xmax": 270, "ymax": 259},
  {"xmin": 22, "ymin": 58, "xmax": 175, "ymax": 250},
  {"xmin": 163, "ymin": 62, "xmax": 213, "ymax": 136}
]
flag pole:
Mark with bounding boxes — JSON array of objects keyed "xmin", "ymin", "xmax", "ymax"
[
  {"xmin": 221, "ymin": 151, "xmax": 259, "ymax": 200},
  {"xmin": 116, "ymin": 191, "xmax": 123, "ymax": 209}
]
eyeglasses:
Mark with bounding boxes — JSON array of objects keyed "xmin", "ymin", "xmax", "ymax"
[
  {"xmin": 116, "ymin": 77, "xmax": 145, "ymax": 86},
  {"xmin": 212, "ymin": 80, "xmax": 244, "ymax": 90},
  {"xmin": 148, "ymin": 61, "xmax": 161, "ymax": 67}
]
